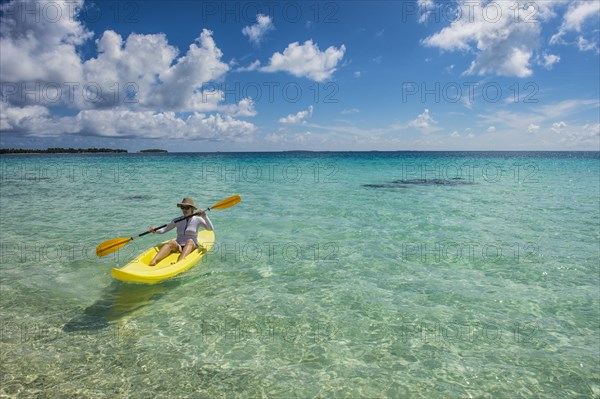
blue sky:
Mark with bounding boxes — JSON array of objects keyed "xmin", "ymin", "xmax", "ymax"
[{"xmin": 1, "ymin": 0, "xmax": 599, "ymax": 151}]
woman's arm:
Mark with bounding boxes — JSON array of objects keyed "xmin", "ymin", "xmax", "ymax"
[
  {"xmin": 202, "ymin": 213, "xmax": 214, "ymax": 231},
  {"xmin": 193, "ymin": 211, "xmax": 214, "ymax": 231},
  {"xmin": 150, "ymin": 220, "xmax": 177, "ymax": 234}
]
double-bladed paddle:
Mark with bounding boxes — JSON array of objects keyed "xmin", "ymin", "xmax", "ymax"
[{"xmin": 96, "ymin": 195, "xmax": 241, "ymax": 257}]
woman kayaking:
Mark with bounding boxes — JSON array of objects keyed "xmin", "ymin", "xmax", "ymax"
[{"xmin": 148, "ymin": 197, "xmax": 214, "ymax": 266}]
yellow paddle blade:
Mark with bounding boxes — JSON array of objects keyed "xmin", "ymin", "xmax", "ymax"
[
  {"xmin": 209, "ymin": 194, "xmax": 241, "ymax": 210},
  {"xmin": 96, "ymin": 237, "xmax": 132, "ymax": 257}
]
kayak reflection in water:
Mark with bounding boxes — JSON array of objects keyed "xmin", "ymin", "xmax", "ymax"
[{"xmin": 148, "ymin": 197, "xmax": 214, "ymax": 266}]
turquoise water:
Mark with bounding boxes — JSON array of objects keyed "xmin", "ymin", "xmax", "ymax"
[{"xmin": 0, "ymin": 152, "xmax": 598, "ymax": 398}]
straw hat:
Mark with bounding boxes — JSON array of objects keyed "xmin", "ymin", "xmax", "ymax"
[{"xmin": 176, "ymin": 197, "xmax": 197, "ymax": 210}]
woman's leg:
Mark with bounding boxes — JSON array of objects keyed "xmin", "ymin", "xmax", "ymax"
[
  {"xmin": 149, "ymin": 240, "xmax": 179, "ymax": 266},
  {"xmin": 177, "ymin": 239, "xmax": 197, "ymax": 262}
]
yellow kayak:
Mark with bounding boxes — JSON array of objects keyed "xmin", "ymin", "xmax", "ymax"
[{"xmin": 111, "ymin": 230, "xmax": 215, "ymax": 284}]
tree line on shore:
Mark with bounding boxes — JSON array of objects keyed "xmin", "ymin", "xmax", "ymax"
[{"xmin": 0, "ymin": 148, "xmax": 128, "ymax": 154}]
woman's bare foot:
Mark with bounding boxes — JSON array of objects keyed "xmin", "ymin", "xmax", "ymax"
[{"xmin": 148, "ymin": 240, "xmax": 178, "ymax": 266}]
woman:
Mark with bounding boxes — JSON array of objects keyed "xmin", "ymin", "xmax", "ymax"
[{"xmin": 148, "ymin": 197, "xmax": 214, "ymax": 266}]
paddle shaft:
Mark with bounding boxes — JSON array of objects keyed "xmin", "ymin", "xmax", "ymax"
[{"xmin": 142, "ymin": 209, "xmax": 212, "ymax": 238}]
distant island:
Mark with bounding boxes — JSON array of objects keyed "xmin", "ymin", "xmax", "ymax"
[
  {"xmin": 139, "ymin": 149, "xmax": 168, "ymax": 153},
  {"xmin": 0, "ymin": 147, "xmax": 128, "ymax": 154}
]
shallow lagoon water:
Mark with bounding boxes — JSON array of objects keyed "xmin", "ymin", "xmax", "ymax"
[{"xmin": 1, "ymin": 152, "xmax": 598, "ymax": 397}]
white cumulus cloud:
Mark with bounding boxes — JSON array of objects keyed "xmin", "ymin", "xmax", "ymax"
[
  {"xmin": 551, "ymin": 1, "xmax": 600, "ymax": 50},
  {"xmin": 279, "ymin": 106, "xmax": 313, "ymax": 124},
  {"xmin": 409, "ymin": 108, "xmax": 441, "ymax": 134},
  {"xmin": 0, "ymin": 2, "xmax": 255, "ymax": 141},
  {"xmin": 0, "ymin": 0, "xmax": 90, "ymax": 83},
  {"xmin": 262, "ymin": 40, "xmax": 346, "ymax": 81},
  {"xmin": 236, "ymin": 60, "xmax": 261, "ymax": 72},
  {"xmin": 231, "ymin": 98, "xmax": 257, "ymax": 117},
  {"xmin": 78, "ymin": 109, "xmax": 255, "ymax": 140},
  {"xmin": 148, "ymin": 29, "xmax": 230, "ymax": 111},
  {"xmin": 552, "ymin": 121, "xmax": 567, "ymax": 133},
  {"xmin": 83, "ymin": 30, "xmax": 179, "ymax": 109},
  {"xmin": 577, "ymin": 36, "xmax": 598, "ymax": 52},
  {"xmin": 422, "ymin": 1, "xmax": 599, "ymax": 76},
  {"xmin": 0, "ymin": 101, "xmax": 78, "ymax": 136},
  {"xmin": 242, "ymin": 14, "xmax": 274, "ymax": 47},
  {"xmin": 540, "ymin": 53, "xmax": 561, "ymax": 70},
  {"xmin": 421, "ymin": 1, "xmax": 559, "ymax": 77},
  {"xmin": 0, "ymin": 100, "xmax": 257, "ymax": 141}
]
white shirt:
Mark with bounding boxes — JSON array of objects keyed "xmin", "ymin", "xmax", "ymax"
[{"xmin": 155, "ymin": 214, "xmax": 214, "ymax": 246}]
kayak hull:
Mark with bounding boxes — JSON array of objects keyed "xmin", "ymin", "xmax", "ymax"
[{"xmin": 111, "ymin": 230, "xmax": 215, "ymax": 284}]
